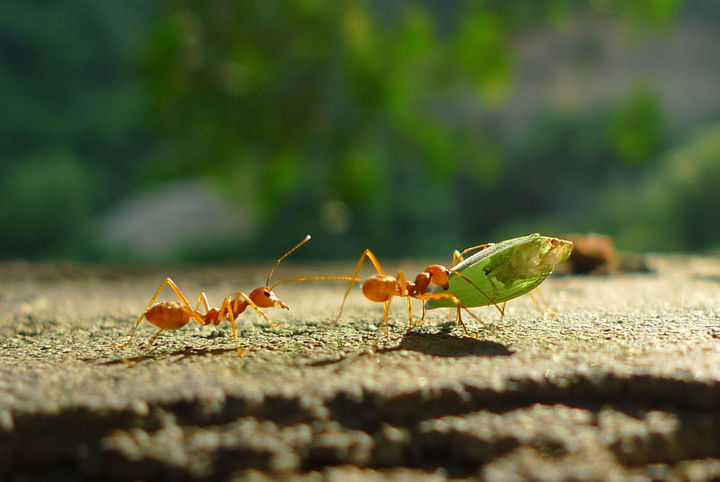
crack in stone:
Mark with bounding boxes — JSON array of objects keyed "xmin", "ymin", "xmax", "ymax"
[{"xmin": 2, "ymin": 373, "xmax": 720, "ymax": 479}]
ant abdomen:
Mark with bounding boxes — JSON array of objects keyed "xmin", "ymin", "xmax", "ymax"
[
  {"xmin": 144, "ymin": 302, "xmax": 192, "ymax": 330},
  {"xmin": 362, "ymin": 275, "xmax": 397, "ymax": 302}
]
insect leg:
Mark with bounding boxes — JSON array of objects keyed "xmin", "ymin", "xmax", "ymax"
[
  {"xmin": 450, "ymin": 305, "xmax": 476, "ymax": 338},
  {"xmin": 416, "ymin": 302, "xmax": 427, "ymax": 327},
  {"xmin": 451, "ymin": 243, "xmax": 494, "ymax": 266},
  {"xmin": 455, "ymin": 307, "xmax": 479, "ymax": 339},
  {"xmin": 147, "ymin": 278, "xmax": 206, "ymax": 324},
  {"xmin": 528, "ymin": 288, "xmax": 555, "ymax": 318},
  {"xmin": 156, "ymin": 278, "xmax": 195, "ymax": 310},
  {"xmin": 330, "ymin": 249, "xmax": 385, "ymax": 325},
  {"xmin": 383, "ymin": 297, "xmax": 393, "ymax": 338},
  {"xmin": 371, "ymin": 297, "xmax": 394, "ymax": 352},
  {"xmin": 115, "ymin": 277, "xmax": 198, "ymax": 349},
  {"xmin": 406, "ymin": 297, "xmax": 413, "ymax": 329},
  {"xmin": 451, "ymin": 250, "xmax": 463, "ymax": 267},
  {"xmin": 219, "ymin": 297, "xmax": 244, "ymax": 356},
  {"xmin": 395, "ymin": 270, "xmax": 414, "ymax": 330},
  {"xmin": 447, "ymin": 269, "xmax": 504, "ymax": 317},
  {"xmin": 113, "ymin": 312, "xmax": 148, "ymax": 349},
  {"xmin": 194, "ymin": 292, "xmax": 211, "ymax": 314},
  {"xmin": 415, "ymin": 292, "xmax": 487, "ymax": 338},
  {"xmin": 145, "ymin": 327, "xmax": 165, "ymax": 349}
]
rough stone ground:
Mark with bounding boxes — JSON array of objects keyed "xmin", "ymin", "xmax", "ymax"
[{"xmin": 1, "ymin": 256, "xmax": 720, "ymax": 481}]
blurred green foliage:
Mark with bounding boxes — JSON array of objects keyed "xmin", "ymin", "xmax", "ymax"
[
  {"xmin": 0, "ymin": 0, "xmax": 152, "ymax": 259},
  {"xmin": 0, "ymin": 152, "xmax": 95, "ymax": 257},
  {"xmin": 5, "ymin": 0, "xmax": 720, "ymax": 262},
  {"xmin": 598, "ymin": 122, "xmax": 720, "ymax": 251},
  {"xmin": 607, "ymin": 84, "xmax": 665, "ymax": 165},
  {"xmin": 141, "ymin": 0, "xmax": 520, "ymax": 258}
]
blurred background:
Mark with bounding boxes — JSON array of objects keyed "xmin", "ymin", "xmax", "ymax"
[{"xmin": 2, "ymin": 0, "xmax": 719, "ymax": 264}]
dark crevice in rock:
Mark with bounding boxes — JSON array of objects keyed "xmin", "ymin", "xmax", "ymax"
[
  {"xmin": 2, "ymin": 373, "xmax": 720, "ymax": 479},
  {"xmin": 327, "ymin": 374, "xmax": 720, "ymax": 431},
  {"xmin": 162, "ymin": 393, "xmax": 321, "ymax": 427},
  {"xmin": 610, "ymin": 412, "xmax": 720, "ymax": 467}
]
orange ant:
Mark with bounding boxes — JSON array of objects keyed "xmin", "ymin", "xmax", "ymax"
[
  {"xmin": 275, "ymin": 249, "xmax": 505, "ymax": 343},
  {"xmin": 113, "ymin": 235, "xmax": 311, "ymax": 356}
]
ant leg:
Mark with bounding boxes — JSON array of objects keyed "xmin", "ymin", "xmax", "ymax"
[
  {"xmin": 415, "ymin": 292, "xmax": 487, "ymax": 338},
  {"xmin": 371, "ymin": 298, "xmax": 393, "ymax": 352},
  {"xmin": 154, "ymin": 278, "xmax": 195, "ymax": 310},
  {"xmin": 450, "ymin": 305, "xmax": 479, "ymax": 338},
  {"xmin": 113, "ymin": 313, "xmax": 147, "ymax": 349},
  {"xmin": 146, "ymin": 277, "xmax": 205, "ymax": 323},
  {"xmin": 194, "ymin": 292, "xmax": 211, "ymax": 314},
  {"xmin": 145, "ymin": 327, "xmax": 165, "ymax": 350},
  {"xmin": 383, "ymin": 297, "xmax": 393, "ymax": 339},
  {"xmin": 330, "ymin": 249, "xmax": 386, "ymax": 325},
  {"xmin": 417, "ymin": 302, "xmax": 427, "ymax": 327},
  {"xmin": 115, "ymin": 277, "xmax": 198, "ymax": 350},
  {"xmin": 395, "ymin": 271, "xmax": 413, "ymax": 331},
  {"xmin": 455, "ymin": 307, "xmax": 480, "ymax": 338},
  {"xmin": 406, "ymin": 297, "xmax": 413, "ymax": 330},
  {"xmin": 219, "ymin": 297, "xmax": 244, "ymax": 356}
]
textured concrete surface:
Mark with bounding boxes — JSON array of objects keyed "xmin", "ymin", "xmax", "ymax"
[{"xmin": 1, "ymin": 256, "xmax": 720, "ymax": 480}]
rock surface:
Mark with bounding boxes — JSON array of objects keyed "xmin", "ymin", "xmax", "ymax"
[{"xmin": 1, "ymin": 256, "xmax": 720, "ymax": 480}]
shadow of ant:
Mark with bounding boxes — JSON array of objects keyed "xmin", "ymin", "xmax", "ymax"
[
  {"xmin": 306, "ymin": 330, "xmax": 513, "ymax": 371},
  {"xmin": 397, "ymin": 331, "xmax": 513, "ymax": 357},
  {"xmin": 91, "ymin": 329, "xmax": 513, "ymax": 368},
  {"xmin": 89, "ymin": 345, "xmax": 239, "ymax": 366}
]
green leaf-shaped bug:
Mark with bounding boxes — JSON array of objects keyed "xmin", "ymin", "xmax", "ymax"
[{"xmin": 424, "ymin": 233, "xmax": 573, "ymax": 317}]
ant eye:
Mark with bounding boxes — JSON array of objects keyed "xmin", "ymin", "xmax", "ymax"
[{"xmin": 264, "ymin": 290, "xmax": 270, "ymax": 297}]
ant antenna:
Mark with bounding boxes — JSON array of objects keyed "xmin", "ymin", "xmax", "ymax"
[
  {"xmin": 270, "ymin": 275, "xmax": 362, "ymax": 291},
  {"xmin": 266, "ymin": 235, "xmax": 311, "ymax": 287}
]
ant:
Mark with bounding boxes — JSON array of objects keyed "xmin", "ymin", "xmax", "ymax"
[
  {"xmin": 277, "ymin": 249, "xmax": 504, "ymax": 344},
  {"xmin": 113, "ymin": 235, "xmax": 311, "ymax": 356}
]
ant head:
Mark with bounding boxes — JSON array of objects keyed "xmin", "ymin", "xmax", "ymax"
[
  {"xmin": 413, "ymin": 272, "xmax": 431, "ymax": 293},
  {"xmin": 249, "ymin": 286, "xmax": 289, "ymax": 310},
  {"xmin": 424, "ymin": 265, "xmax": 450, "ymax": 290},
  {"xmin": 252, "ymin": 235, "xmax": 309, "ymax": 311}
]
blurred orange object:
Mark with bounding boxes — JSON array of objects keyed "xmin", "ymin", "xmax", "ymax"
[{"xmin": 562, "ymin": 233, "xmax": 619, "ymax": 275}]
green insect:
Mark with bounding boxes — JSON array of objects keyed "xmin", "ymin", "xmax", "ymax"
[{"xmin": 424, "ymin": 233, "xmax": 573, "ymax": 317}]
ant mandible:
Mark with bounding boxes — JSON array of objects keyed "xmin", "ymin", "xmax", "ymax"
[{"xmin": 113, "ymin": 235, "xmax": 311, "ymax": 356}]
